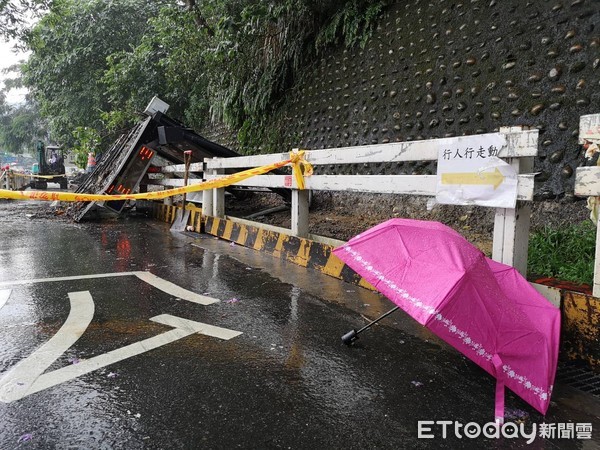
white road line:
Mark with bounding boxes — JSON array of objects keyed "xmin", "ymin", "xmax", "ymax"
[
  {"xmin": 0, "ymin": 271, "xmax": 220, "ymax": 305},
  {"xmin": 135, "ymin": 272, "xmax": 219, "ymax": 305},
  {"xmin": 151, "ymin": 314, "xmax": 242, "ymax": 340},
  {"xmin": 0, "ymin": 272, "xmax": 139, "ymax": 288},
  {"xmin": 0, "ymin": 291, "xmax": 94, "ymax": 403},
  {"xmin": 4, "ymin": 314, "xmax": 241, "ymax": 401},
  {"xmin": 0, "ymin": 289, "xmax": 10, "ymax": 310}
]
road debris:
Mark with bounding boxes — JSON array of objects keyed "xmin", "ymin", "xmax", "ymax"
[{"xmin": 18, "ymin": 434, "xmax": 33, "ymax": 443}]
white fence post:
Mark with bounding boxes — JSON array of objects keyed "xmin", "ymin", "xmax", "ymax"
[
  {"xmin": 201, "ymin": 160, "xmax": 213, "ymax": 216},
  {"xmin": 212, "ymin": 157, "xmax": 225, "ymax": 218},
  {"xmin": 202, "ymin": 188, "xmax": 213, "ymax": 215},
  {"xmin": 492, "ymin": 186, "xmax": 531, "ymax": 276},
  {"xmin": 291, "ymin": 189, "xmax": 309, "ymax": 237},
  {"xmin": 492, "ymin": 127, "xmax": 533, "ymax": 276},
  {"xmin": 593, "ymin": 215, "xmax": 600, "ymax": 298},
  {"xmin": 575, "ymin": 113, "xmax": 600, "ymax": 296}
]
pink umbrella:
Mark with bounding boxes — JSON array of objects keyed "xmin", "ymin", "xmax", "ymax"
[{"xmin": 333, "ymin": 218, "xmax": 560, "ymax": 422}]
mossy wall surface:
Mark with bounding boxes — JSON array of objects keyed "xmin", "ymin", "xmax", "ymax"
[{"xmin": 204, "ymin": 0, "xmax": 599, "ymax": 199}]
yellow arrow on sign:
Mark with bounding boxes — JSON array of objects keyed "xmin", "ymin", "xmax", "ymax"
[{"xmin": 441, "ymin": 167, "xmax": 505, "ymax": 190}]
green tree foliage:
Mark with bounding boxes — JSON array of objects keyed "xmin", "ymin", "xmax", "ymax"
[
  {"xmin": 20, "ymin": 0, "xmax": 387, "ymax": 154},
  {"xmin": 0, "ymin": 98, "xmax": 46, "ymax": 154},
  {"xmin": 0, "ymin": 0, "xmax": 50, "ymax": 39},
  {"xmin": 0, "ymin": 56, "xmax": 46, "ymax": 155},
  {"xmin": 102, "ymin": 5, "xmax": 203, "ymax": 130},
  {"xmin": 71, "ymin": 125, "xmax": 99, "ymax": 168},
  {"xmin": 104, "ymin": 0, "xmax": 387, "ymax": 142},
  {"xmin": 22, "ymin": 0, "xmax": 173, "ymax": 149}
]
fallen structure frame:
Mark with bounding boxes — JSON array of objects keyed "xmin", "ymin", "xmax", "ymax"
[{"xmin": 69, "ymin": 97, "xmax": 241, "ymax": 222}]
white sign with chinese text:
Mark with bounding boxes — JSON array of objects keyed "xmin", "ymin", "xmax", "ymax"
[{"xmin": 436, "ymin": 134, "xmax": 518, "ymax": 209}]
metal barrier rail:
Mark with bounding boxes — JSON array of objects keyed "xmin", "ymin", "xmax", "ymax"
[
  {"xmin": 1, "ymin": 170, "xmax": 30, "ymax": 191},
  {"xmin": 142, "ymin": 162, "xmax": 205, "ymax": 205},
  {"xmin": 195, "ymin": 127, "xmax": 538, "ymax": 276}
]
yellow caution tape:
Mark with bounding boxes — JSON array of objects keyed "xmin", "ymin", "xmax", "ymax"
[
  {"xmin": 289, "ymin": 150, "xmax": 313, "ymax": 190},
  {"xmin": 0, "ymin": 153, "xmax": 314, "ymax": 202}
]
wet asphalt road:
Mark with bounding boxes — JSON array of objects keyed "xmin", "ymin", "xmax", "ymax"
[{"xmin": 0, "ymin": 200, "xmax": 599, "ymax": 449}]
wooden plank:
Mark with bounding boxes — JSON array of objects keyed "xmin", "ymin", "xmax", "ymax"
[
  {"xmin": 307, "ymin": 175, "xmax": 437, "ymax": 195},
  {"xmin": 575, "ymin": 166, "xmax": 600, "ymax": 196},
  {"xmin": 205, "ymin": 153, "xmax": 290, "ymax": 170},
  {"xmin": 206, "ymin": 130, "xmax": 539, "ymax": 169},
  {"xmin": 579, "ymin": 114, "xmax": 600, "ymax": 144},
  {"xmin": 159, "ymin": 162, "xmax": 204, "ymax": 173},
  {"xmin": 145, "ymin": 178, "xmax": 205, "ymax": 187},
  {"xmin": 204, "ymin": 173, "xmax": 535, "ymax": 200},
  {"xmin": 203, "ymin": 174, "xmax": 287, "ymax": 188}
]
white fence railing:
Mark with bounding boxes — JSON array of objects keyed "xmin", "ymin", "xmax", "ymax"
[
  {"xmin": 192, "ymin": 127, "xmax": 537, "ymax": 275},
  {"xmin": 1, "ymin": 170, "xmax": 30, "ymax": 191},
  {"xmin": 575, "ymin": 113, "xmax": 600, "ymax": 296}
]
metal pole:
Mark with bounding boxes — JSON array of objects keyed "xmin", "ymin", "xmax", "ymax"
[
  {"xmin": 356, "ymin": 306, "xmax": 400, "ymax": 334},
  {"xmin": 182, "ymin": 150, "xmax": 192, "ymax": 207}
]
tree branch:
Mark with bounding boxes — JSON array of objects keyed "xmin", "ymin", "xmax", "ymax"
[{"xmin": 185, "ymin": 0, "xmax": 214, "ymax": 36}]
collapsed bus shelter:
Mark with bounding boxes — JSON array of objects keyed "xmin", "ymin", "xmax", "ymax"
[{"xmin": 69, "ymin": 97, "xmax": 242, "ymax": 222}]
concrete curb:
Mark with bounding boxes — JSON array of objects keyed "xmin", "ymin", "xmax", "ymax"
[
  {"xmin": 204, "ymin": 215, "xmax": 374, "ymax": 290},
  {"xmin": 151, "ymin": 203, "xmax": 373, "ymax": 289}
]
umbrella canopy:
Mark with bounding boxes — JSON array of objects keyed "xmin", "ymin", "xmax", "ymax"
[{"xmin": 333, "ymin": 218, "xmax": 560, "ymax": 421}]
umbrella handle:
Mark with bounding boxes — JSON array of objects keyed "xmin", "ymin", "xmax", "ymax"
[
  {"xmin": 342, "ymin": 306, "xmax": 400, "ymax": 345},
  {"xmin": 355, "ymin": 306, "xmax": 400, "ymax": 335}
]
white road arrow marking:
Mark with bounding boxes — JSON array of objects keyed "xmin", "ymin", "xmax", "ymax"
[
  {"xmin": 0, "ymin": 291, "xmax": 94, "ymax": 403},
  {"xmin": 134, "ymin": 272, "xmax": 218, "ymax": 305},
  {"xmin": 0, "ymin": 292, "xmax": 241, "ymax": 403}
]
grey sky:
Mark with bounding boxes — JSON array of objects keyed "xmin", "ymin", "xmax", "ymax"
[{"xmin": 0, "ymin": 40, "xmax": 30, "ymax": 104}]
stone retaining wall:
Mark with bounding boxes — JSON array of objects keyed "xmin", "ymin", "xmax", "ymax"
[{"xmin": 203, "ymin": 0, "xmax": 599, "ymax": 199}]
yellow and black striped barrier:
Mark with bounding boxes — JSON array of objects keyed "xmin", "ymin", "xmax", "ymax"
[
  {"xmin": 202, "ymin": 215, "xmax": 375, "ymax": 290},
  {"xmin": 150, "ymin": 202, "xmax": 374, "ymax": 290}
]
